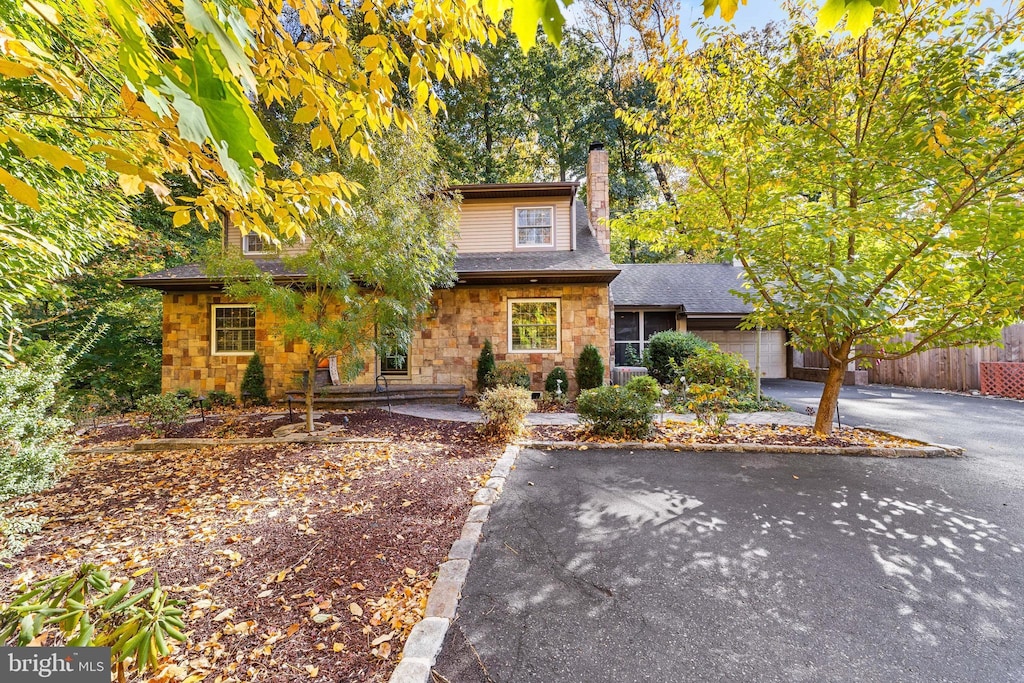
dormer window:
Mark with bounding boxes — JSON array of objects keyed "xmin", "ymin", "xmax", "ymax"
[
  {"xmin": 515, "ymin": 207, "xmax": 554, "ymax": 248},
  {"xmin": 243, "ymin": 232, "xmax": 270, "ymax": 255}
]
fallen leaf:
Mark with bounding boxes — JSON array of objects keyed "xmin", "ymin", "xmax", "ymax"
[
  {"xmin": 349, "ymin": 603, "xmax": 363, "ymax": 617},
  {"xmin": 370, "ymin": 632, "xmax": 393, "ymax": 646},
  {"xmin": 305, "ymin": 664, "xmax": 318, "ymax": 677}
]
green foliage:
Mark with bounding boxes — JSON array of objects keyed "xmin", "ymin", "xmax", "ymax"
[
  {"xmin": 0, "ymin": 354, "xmax": 71, "ymax": 503},
  {"xmin": 544, "ymin": 367, "xmax": 569, "ymax": 394},
  {"xmin": 241, "ymin": 354, "xmax": 269, "ymax": 407},
  {"xmin": 488, "ymin": 360, "xmax": 531, "ymax": 390},
  {"xmin": 625, "ymin": 375, "xmax": 661, "ymax": 406},
  {"xmin": 623, "ymin": 1, "xmax": 1024, "ymax": 432},
  {"xmin": 576, "ymin": 344, "xmax": 605, "ymax": 391},
  {"xmin": 681, "ymin": 348, "xmax": 756, "ymax": 396},
  {"xmin": 0, "ymin": 563, "xmax": 187, "ymax": 679},
  {"xmin": 686, "ymin": 384, "xmax": 731, "ymax": 434},
  {"xmin": 577, "ymin": 382, "xmax": 657, "ymax": 439},
  {"xmin": 135, "ymin": 394, "xmax": 191, "ymax": 437},
  {"xmin": 644, "ymin": 332, "xmax": 713, "ymax": 384},
  {"xmin": 206, "ymin": 390, "xmax": 236, "ymax": 409},
  {"xmin": 478, "ymin": 386, "xmax": 535, "ymax": 440},
  {"xmin": 477, "ymin": 340, "xmax": 496, "ymax": 392}
]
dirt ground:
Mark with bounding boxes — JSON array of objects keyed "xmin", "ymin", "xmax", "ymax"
[{"xmin": 2, "ymin": 410, "xmax": 501, "ymax": 682}]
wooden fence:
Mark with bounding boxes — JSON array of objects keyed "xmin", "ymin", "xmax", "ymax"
[{"xmin": 796, "ymin": 324, "xmax": 1024, "ymax": 392}]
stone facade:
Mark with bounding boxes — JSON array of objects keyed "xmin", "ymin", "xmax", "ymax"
[{"xmin": 161, "ymin": 284, "xmax": 611, "ymax": 399}]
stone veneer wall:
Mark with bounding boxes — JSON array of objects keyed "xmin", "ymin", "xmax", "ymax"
[{"xmin": 161, "ymin": 284, "xmax": 611, "ymax": 399}]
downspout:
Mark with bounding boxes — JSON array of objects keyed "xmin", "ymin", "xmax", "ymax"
[{"xmin": 570, "ymin": 187, "xmax": 577, "ymax": 251}]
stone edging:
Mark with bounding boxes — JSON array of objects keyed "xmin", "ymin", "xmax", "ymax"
[
  {"xmin": 516, "ymin": 439, "xmax": 963, "ymax": 458},
  {"xmin": 388, "ymin": 444, "xmax": 519, "ymax": 683}
]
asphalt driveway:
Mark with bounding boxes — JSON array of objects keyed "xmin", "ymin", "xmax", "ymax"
[{"xmin": 435, "ymin": 385, "xmax": 1024, "ymax": 682}]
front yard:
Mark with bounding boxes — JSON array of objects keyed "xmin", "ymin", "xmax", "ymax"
[{"xmin": 1, "ymin": 410, "xmax": 500, "ymax": 681}]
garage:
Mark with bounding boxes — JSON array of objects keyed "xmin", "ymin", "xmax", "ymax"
[{"xmin": 690, "ymin": 328, "xmax": 788, "ymax": 379}]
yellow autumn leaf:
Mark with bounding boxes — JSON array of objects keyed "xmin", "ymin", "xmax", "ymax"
[
  {"xmin": 4, "ymin": 128, "xmax": 86, "ymax": 173},
  {"xmin": 172, "ymin": 211, "xmax": 191, "ymax": 228},
  {"xmin": 0, "ymin": 58, "xmax": 35, "ymax": 78},
  {"xmin": 293, "ymin": 106, "xmax": 318, "ymax": 124},
  {"xmin": 348, "ymin": 602, "xmax": 363, "ymax": 617},
  {"xmin": 304, "ymin": 664, "xmax": 318, "ymax": 677},
  {"xmin": 0, "ymin": 167, "xmax": 39, "ymax": 209}
]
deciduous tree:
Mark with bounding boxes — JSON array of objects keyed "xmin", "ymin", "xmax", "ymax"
[{"xmin": 621, "ymin": 0, "xmax": 1024, "ymax": 434}]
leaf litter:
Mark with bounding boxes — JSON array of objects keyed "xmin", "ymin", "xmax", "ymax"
[{"xmin": 1, "ymin": 410, "xmax": 500, "ymax": 681}]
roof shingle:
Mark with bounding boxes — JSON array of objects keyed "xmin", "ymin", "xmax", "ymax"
[{"xmin": 610, "ymin": 263, "xmax": 752, "ymax": 314}]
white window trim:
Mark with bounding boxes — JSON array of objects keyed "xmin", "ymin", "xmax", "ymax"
[
  {"xmin": 211, "ymin": 304, "xmax": 257, "ymax": 356},
  {"xmin": 514, "ymin": 206, "xmax": 555, "ymax": 249},
  {"xmin": 242, "ymin": 232, "xmax": 272, "ymax": 255},
  {"xmin": 508, "ymin": 298, "xmax": 561, "ymax": 353}
]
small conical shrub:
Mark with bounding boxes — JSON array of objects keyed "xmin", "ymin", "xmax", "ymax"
[
  {"xmin": 576, "ymin": 344, "xmax": 604, "ymax": 391},
  {"xmin": 477, "ymin": 339, "xmax": 496, "ymax": 391},
  {"xmin": 241, "ymin": 353, "xmax": 269, "ymax": 406},
  {"xmin": 545, "ymin": 367, "xmax": 569, "ymax": 394}
]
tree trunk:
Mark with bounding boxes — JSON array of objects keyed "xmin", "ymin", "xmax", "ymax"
[
  {"xmin": 305, "ymin": 352, "xmax": 317, "ymax": 434},
  {"xmin": 814, "ymin": 339, "xmax": 854, "ymax": 435}
]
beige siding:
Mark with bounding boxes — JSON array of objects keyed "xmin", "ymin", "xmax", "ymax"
[
  {"xmin": 224, "ymin": 224, "xmax": 308, "ymax": 257},
  {"xmin": 455, "ymin": 198, "xmax": 572, "ymax": 253}
]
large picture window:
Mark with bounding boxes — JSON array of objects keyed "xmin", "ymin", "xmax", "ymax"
[
  {"xmin": 212, "ymin": 305, "xmax": 256, "ymax": 354},
  {"xmin": 515, "ymin": 207, "xmax": 554, "ymax": 248},
  {"xmin": 509, "ymin": 299, "xmax": 560, "ymax": 352}
]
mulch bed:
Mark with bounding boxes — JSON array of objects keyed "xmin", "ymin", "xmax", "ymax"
[
  {"xmin": 530, "ymin": 421, "xmax": 924, "ymax": 449},
  {"xmin": 2, "ymin": 411, "xmax": 501, "ymax": 681}
]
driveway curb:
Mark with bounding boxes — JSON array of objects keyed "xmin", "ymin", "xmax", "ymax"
[
  {"xmin": 68, "ymin": 435, "xmax": 390, "ymax": 454},
  {"xmin": 389, "ymin": 444, "xmax": 520, "ymax": 683},
  {"xmin": 517, "ymin": 439, "xmax": 963, "ymax": 457}
]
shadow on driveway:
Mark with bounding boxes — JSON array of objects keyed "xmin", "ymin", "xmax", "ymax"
[{"xmin": 435, "ymin": 447, "xmax": 1024, "ymax": 683}]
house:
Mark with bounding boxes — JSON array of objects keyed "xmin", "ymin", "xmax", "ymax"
[
  {"xmin": 125, "ymin": 145, "xmax": 620, "ymax": 399},
  {"xmin": 609, "ymin": 263, "xmax": 789, "ymax": 379}
]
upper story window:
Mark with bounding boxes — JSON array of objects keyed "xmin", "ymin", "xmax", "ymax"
[
  {"xmin": 243, "ymin": 232, "xmax": 270, "ymax": 255},
  {"xmin": 515, "ymin": 207, "xmax": 554, "ymax": 248},
  {"xmin": 212, "ymin": 305, "xmax": 256, "ymax": 355}
]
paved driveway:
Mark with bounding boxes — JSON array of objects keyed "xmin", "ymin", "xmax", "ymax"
[{"xmin": 435, "ymin": 385, "xmax": 1024, "ymax": 682}]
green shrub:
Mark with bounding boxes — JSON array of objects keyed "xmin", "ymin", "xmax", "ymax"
[
  {"xmin": 686, "ymin": 383, "xmax": 731, "ymax": 433},
  {"xmin": 135, "ymin": 393, "xmax": 191, "ymax": 436},
  {"xmin": 644, "ymin": 331, "xmax": 714, "ymax": 384},
  {"xmin": 577, "ymin": 382, "xmax": 657, "ymax": 439},
  {"xmin": 625, "ymin": 375, "xmax": 661, "ymax": 406},
  {"xmin": 241, "ymin": 353, "xmax": 269, "ymax": 406},
  {"xmin": 0, "ymin": 563, "xmax": 188, "ymax": 680},
  {"xmin": 544, "ymin": 367, "xmax": 569, "ymax": 395},
  {"xmin": 488, "ymin": 360, "xmax": 531, "ymax": 389},
  {"xmin": 478, "ymin": 386, "xmax": 535, "ymax": 440},
  {"xmin": 476, "ymin": 339, "xmax": 496, "ymax": 391},
  {"xmin": 206, "ymin": 389, "xmax": 236, "ymax": 408},
  {"xmin": 576, "ymin": 344, "xmax": 605, "ymax": 390},
  {"xmin": 682, "ymin": 347, "xmax": 756, "ymax": 395},
  {"xmin": 173, "ymin": 387, "xmax": 195, "ymax": 400}
]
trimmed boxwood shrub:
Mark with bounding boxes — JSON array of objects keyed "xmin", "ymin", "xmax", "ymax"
[
  {"xmin": 545, "ymin": 367, "xmax": 569, "ymax": 394},
  {"xmin": 576, "ymin": 344, "xmax": 605, "ymax": 390},
  {"xmin": 577, "ymin": 378, "xmax": 659, "ymax": 439},
  {"xmin": 644, "ymin": 331, "xmax": 714, "ymax": 384}
]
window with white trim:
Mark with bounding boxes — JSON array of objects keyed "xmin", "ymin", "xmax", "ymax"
[
  {"xmin": 515, "ymin": 207, "xmax": 554, "ymax": 248},
  {"xmin": 509, "ymin": 299, "xmax": 560, "ymax": 352},
  {"xmin": 212, "ymin": 305, "xmax": 256, "ymax": 354},
  {"xmin": 242, "ymin": 232, "xmax": 270, "ymax": 254}
]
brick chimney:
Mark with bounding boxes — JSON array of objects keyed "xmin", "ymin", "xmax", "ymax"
[{"xmin": 586, "ymin": 142, "xmax": 610, "ymax": 255}]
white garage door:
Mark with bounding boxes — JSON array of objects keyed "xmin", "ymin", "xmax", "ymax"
[{"xmin": 691, "ymin": 329, "xmax": 787, "ymax": 378}]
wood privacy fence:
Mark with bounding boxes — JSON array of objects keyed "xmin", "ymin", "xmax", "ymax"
[{"xmin": 796, "ymin": 324, "xmax": 1024, "ymax": 392}]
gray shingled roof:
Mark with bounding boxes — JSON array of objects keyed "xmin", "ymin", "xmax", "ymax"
[
  {"xmin": 611, "ymin": 263, "xmax": 752, "ymax": 314},
  {"xmin": 123, "ymin": 259, "xmax": 305, "ymax": 288}
]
